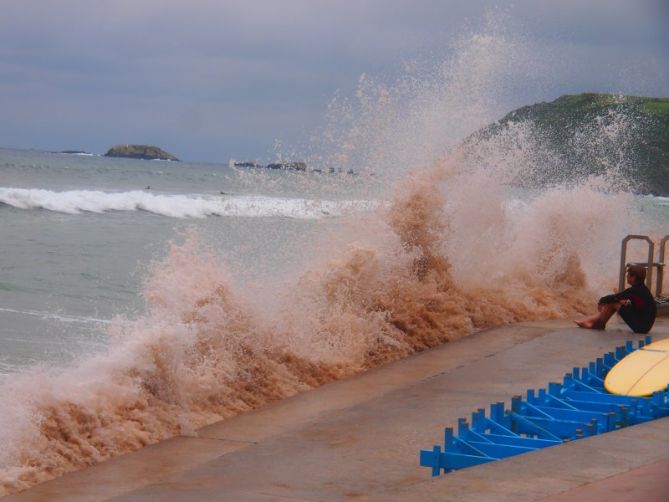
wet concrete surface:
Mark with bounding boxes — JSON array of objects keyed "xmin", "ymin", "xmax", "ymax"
[{"xmin": 9, "ymin": 318, "xmax": 669, "ymax": 501}]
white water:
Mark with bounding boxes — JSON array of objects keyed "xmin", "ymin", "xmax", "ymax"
[{"xmin": 0, "ymin": 187, "xmax": 377, "ymax": 219}]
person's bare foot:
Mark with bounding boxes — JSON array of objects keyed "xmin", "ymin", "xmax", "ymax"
[{"xmin": 575, "ymin": 319, "xmax": 605, "ymax": 330}]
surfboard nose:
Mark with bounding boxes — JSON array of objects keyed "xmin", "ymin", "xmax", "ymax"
[{"xmin": 605, "ymin": 339, "xmax": 669, "ymax": 396}]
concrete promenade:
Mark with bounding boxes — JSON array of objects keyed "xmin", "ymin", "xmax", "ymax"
[{"xmin": 9, "ymin": 317, "xmax": 669, "ymax": 501}]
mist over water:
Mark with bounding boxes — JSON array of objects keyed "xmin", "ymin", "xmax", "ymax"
[{"xmin": 0, "ymin": 22, "xmax": 665, "ymax": 495}]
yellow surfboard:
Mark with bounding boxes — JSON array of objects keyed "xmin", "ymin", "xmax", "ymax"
[{"xmin": 604, "ymin": 339, "xmax": 669, "ymax": 397}]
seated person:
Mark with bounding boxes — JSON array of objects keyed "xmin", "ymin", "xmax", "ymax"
[{"xmin": 576, "ymin": 265, "xmax": 656, "ymax": 334}]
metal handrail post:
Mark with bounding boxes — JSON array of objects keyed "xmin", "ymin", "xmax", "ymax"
[
  {"xmin": 657, "ymin": 235, "xmax": 669, "ymax": 298},
  {"xmin": 618, "ymin": 235, "xmax": 655, "ymax": 292}
]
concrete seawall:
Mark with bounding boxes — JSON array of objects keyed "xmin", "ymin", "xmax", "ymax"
[{"xmin": 9, "ymin": 317, "xmax": 669, "ymax": 501}]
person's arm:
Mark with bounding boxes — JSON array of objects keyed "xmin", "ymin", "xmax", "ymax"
[
  {"xmin": 599, "ymin": 286, "xmax": 633, "ymax": 305},
  {"xmin": 599, "ymin": 294, "xmax": 618, "ymax": 304}
]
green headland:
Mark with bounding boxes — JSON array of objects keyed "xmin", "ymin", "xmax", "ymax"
[{"xmin": 473, "ymin": 93, "xmax": 669, "ymax": 195}]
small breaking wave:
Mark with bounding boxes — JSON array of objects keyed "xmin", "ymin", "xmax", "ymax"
[
  {"xmin": 0, "ymin": 307, "xmax": 111, "ymax": 326},
  {"xmin": 0, "ymin": 188, "xmax": 376, "ymax": 219}
]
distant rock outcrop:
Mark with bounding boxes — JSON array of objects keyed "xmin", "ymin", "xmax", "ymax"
[
  {"xmin": 104, "ymin": 144, "xmax": 179, "ymax": 161},
  {"xmin": 266, "ymin": 162, "xmax": 307, "ymax": 171},
  {"xmin": 229, "ymin": 160, "xmax": 261, "ymax": 168},
  {"xmin": 230, "ymin": 160, "xmax": 308, "ymax": 171}
]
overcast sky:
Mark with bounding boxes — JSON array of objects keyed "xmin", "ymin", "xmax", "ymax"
[{"xmin": 1, "ymin": 0, "xmax": 668, "ymax": 162}]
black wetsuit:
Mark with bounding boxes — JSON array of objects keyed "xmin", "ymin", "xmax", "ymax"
[{"xmin": 599, "ymin": 282, "xmax": 657, "ymax": 334}]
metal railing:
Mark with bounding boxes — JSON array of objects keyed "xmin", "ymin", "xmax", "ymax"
[{"xmin": 619, "ymin": 234, "xmax": 668, "ymax": 299}]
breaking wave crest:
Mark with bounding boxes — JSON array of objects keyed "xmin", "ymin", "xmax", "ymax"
[{"xmin": 0, "ymin": 187, "xmax": 375, "ymax": 219}]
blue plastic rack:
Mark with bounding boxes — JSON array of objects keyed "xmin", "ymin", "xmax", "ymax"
[{"xmin": 420, "ymin": 336, "xmax": 669, "ymax": 476}]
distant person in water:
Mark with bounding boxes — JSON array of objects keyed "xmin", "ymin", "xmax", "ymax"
[{"xmin": 576, "ymin": 265, "xmax": 656, "ymax": 333}]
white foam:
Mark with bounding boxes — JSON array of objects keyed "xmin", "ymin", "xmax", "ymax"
[
  {"xmin": 0, "ymin": 188, "xmax": 377, "ymax": 219},
  {"xmin": 0, "ymin": 307, "xmax": 111, "ymax": 325}
]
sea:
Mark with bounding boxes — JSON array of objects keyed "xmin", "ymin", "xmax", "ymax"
[
  {"xmin": 1, "ymin": 29, "xmax": 668, "ymax": 495},
  {"xmin": 0, "ymin": 149, "xmax": 375, "ymax": 373},
  {"xmin": 2, "ymin": 145, "xmax": 667, "ymax": 495}
]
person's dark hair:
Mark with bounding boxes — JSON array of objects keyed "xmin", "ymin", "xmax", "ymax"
[{"xmin": 627, "ymin": 264, "xmax": 647, "ymax": 282}]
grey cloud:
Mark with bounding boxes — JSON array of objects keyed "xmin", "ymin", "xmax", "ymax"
[{"xmin": 0, "ymin": 0, "xmax": 667, "ymax": 161}]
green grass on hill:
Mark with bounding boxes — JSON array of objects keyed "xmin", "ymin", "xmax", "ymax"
[
  {"xmin": 473, "ymin": 93, "xmax": 669, "ymax": 195},
  {"xmin": 640, "ymin": 99, "xmax": 669, "ymax": 115}
]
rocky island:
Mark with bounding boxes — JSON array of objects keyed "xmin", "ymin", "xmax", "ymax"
[
  {"xmin": 104, "ymin": 144, "xmax": 179, "ymax": 161},
  {"xmin": 229, "ymin": 160, "xmax": 307, "ymax": 171},
  {"xmin": 266, "ymin": 161, "xmax": 307, "ymax": 171}
]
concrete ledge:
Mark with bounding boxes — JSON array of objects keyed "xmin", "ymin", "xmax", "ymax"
[
  {"xmin": 9, "ymin": 319, "xmax": 669, "ymax": 501},
  {"xmin": 544, "ymin": 457, "xmax": 669, "ymax": 501},
  {"xmin": 385, "ymin": 417, "xmax": 669, "ymax": 502}
]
